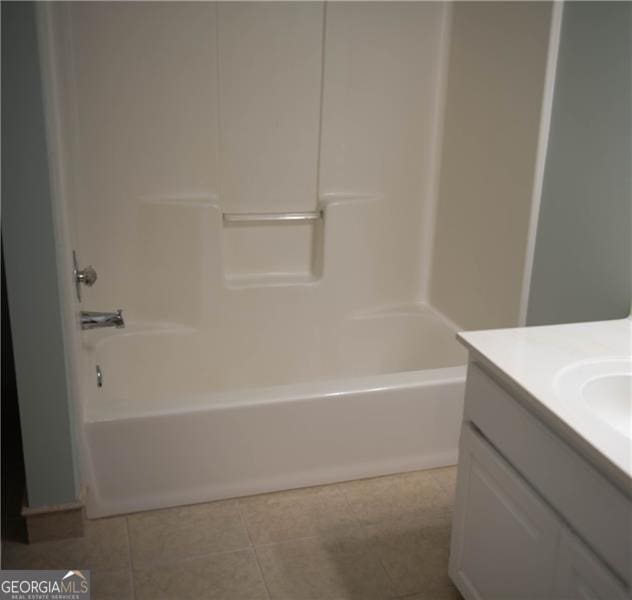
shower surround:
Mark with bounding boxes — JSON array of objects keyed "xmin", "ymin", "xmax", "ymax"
[{"xmin": 39, "ymin": 2, "xmax": 553, "ymax": 516}]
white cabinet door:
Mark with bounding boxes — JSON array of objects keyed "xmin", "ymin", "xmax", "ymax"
[
  {"xmin": 555, "ymin": 529, "xmax": 629, "ymax": 600},
  {"xmin": 449, "ymin": 425, "xmax": 560, "ymax": 600}
]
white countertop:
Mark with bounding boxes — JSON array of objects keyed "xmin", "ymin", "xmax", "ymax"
[{"xmin": 458, "ymin": 318, "xmax": 632, "ymax": 490}]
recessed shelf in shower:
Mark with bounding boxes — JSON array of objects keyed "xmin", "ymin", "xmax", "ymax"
[{"xmin": 222, "ymin": 208, "xmax": 324, "ymax": 288}]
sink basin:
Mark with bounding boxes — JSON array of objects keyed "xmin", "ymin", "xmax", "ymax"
[{"xmin": 555, "ymin": 358, "xmax": 632, "ymax": 436}]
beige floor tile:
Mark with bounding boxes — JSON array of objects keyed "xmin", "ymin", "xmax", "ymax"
[
  {"xmin": 134, "ymin": 548, "xmax": 268, "ymax": 600},
  {"xmin": 396, "ymin": 592, "xmax": 463, "ymax": 600},
  {"xmin": 25, "ymin": 508, "xmax": 84, "ymax": 543},
  {"xmin": 3, "ymin": 516, "xmax": 129, "ymax": 571},
  {"xmin": 239, "ymin": 484, "xmax": 359, "ymax": 545},
  {"xmin": 91, "ymin": 567, "xmax": 134, "ymax": 600},
  {"xmin": 365, "ymin": 517, "xmax": 458, "ymax": 598},
  {"xmin": 431, "ymin": 467, "xmax": 457, "ymax": 498},
  {"xmin": 256, "ymin": 531, "xmax": 397, "ymax": 600},
  {"xmin": 2, "ymin": 468, "xmax": 460, "ymax": 599},
  {"xmin": 127, "ymin": 499, "xmax": 250, "ymax": 567},
  {"xmin": 337, "ymin": 470, "xmax": 453, "ymax": 526}
]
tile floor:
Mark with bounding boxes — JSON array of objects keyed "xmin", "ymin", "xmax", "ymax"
[{"xmin": 3, "ymin": 467, "xmax": 463, "ymax": 600}]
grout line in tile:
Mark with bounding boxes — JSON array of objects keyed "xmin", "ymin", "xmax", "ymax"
[
  {"xmin": 237, "ymin": 498, "xmax": 271, "ymax": 600},
  {"xmin": 252, "ymin": 546, "xmax": 274, "ymax": 600},
  {"xmin": 354, "ymin": 514, "xmax": 404, "ymax": 600},
  {"xmin": 235, "ymin": 501, "xmax": 254, "ymax": 549},
  {"xmin": 251, "ymin": 526, "xmax": 369, "ymax": 551},
  {"xmin": 376, "ymin": 552, "xmax": 402, "ymax": 599},
  {"xmin": 124, "ymin": 517, "xmax": 136, "ymax": 600},
  {"xmin": 130, "ymin": 544, "xmax": 254, "ymax": 572}
]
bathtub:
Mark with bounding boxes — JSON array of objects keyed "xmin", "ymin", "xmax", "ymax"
[{"xmin": 81, "ymin": 304, "xmax": 467, "ymax": 517}]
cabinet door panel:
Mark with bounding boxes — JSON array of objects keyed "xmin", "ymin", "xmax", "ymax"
[
  {"xmin": 449, "ymin": 425, "xmax": 559, "ymax": 600},
  {"xmin": 464, "ymin": 364, "xmax": 631, "ymax": 583},
  {"xmin": 555, "ymin": 529, "xmax": 629, "ymax": 600}
]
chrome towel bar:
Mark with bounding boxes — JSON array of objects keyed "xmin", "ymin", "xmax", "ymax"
[{"xmin": 223, "ymin": 210, "xmax": 323, "ymax": 224}]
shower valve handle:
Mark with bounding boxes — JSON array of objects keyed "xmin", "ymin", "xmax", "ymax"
[
  {"xmin": 76, "ymin": 265, "xmax": 97, "ymax": 286},
  {"xmin": 72, "ymin": 250, "xmax": 98, "ymax": 302}
]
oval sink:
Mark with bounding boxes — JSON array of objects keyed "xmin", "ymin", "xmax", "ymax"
[
  {"xmin": 582, "ymin": 374, "xmax": 631, "ymax": 435},
  {"xmin": 555, "ymin": 358, "xmax": 632, "ymax": 437}
]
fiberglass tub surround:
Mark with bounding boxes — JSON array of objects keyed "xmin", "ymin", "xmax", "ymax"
[
  {"xmin": 80, "ymin": 198, "xmax": 468, "ymax": 516},
  {"xmin": 42, "ymin": 2, "xmax": 554, "ymax": 516}
]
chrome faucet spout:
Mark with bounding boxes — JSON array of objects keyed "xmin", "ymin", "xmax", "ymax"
[{"xmin": 80, "ymin": 309, "xmax": 125, "ymax": 330}]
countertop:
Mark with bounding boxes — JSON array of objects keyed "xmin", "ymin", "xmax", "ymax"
[{"xmin": 458, "ymin": 318, "xmax": 631, "ymax": 493}]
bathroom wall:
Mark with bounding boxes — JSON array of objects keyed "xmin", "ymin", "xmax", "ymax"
[
  {"xmin": 51, "ymin": 2, "xmax": 448, "ymax": 326},
  {"xmin": 2, "ymin": 2, "xmax": 79, "ymax": 507},
  {"xmin": 429, "ymin": 2, "xmax": 553, "ymax": 330},
  {"xmin": 526, "ymin": 2, "xmax": 632, "ymax": 326}
]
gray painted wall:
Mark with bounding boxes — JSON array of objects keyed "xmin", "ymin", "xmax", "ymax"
[
  {"xmin": 527, "ymin": 2, "xmax": 632, "ymax": 325},
  {"xmin": 2, "ymin": 2, "xmax": 79, "ymax": 506}
]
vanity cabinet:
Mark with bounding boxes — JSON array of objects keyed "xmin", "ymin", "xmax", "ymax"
[
  {"xmin": 450, "ymin": 425, "xmax": 559, "ymax": 599},
  {"xmin": 555, "ymin": 530, "xmax": 629, "ymax": 600},
  {"xmin": 449, "ymin": 363, "xmax": 631, "ymax": 600}
]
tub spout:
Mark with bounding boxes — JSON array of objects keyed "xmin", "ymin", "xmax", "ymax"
[{"xmin": 80, "ymin": 309, "xmax": 125, "ymax": 330}]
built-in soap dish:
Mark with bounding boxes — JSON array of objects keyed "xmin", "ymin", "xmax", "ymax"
[{"xmin": 222, "ymin": 209, "xmax": 324, "ymax": 288}]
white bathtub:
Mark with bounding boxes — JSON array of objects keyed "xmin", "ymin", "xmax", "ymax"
[{"xmin": 81, "ymin": 304, "xmax": 466, "ymax": 517}]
